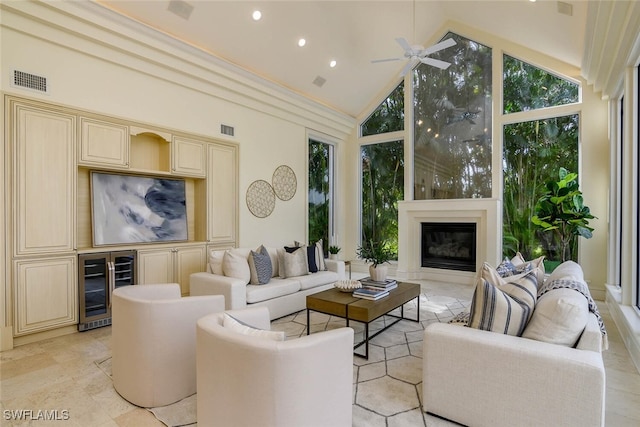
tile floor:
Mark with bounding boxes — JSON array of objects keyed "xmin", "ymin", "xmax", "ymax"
[{"xmin": 1, "ymin": 279, "xmax": 639, "ymax": 426}]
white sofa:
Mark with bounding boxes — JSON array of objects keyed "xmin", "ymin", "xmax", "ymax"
[
  {"xmin": 196, "ymin": 307, "xmax": 354, "ymax": 427},
  {"xmin": 190, "ymin": 246, "xmax": 345, "ymax": 320},
  {"xmin": 423, "ymin": 260, "xmax": 606, "ymax": 427}
]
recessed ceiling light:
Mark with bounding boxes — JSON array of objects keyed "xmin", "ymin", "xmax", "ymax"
[
  {"xmin": 298, "ymin": 38, "xmax": 306, "ymax": 47},
  {"xmin": 252, "ymin": 10, "xmax": 262, "ymax": 21},
  {"xmin": 329, "ymin": 60, "xmax": 337, "ymax": 68}
]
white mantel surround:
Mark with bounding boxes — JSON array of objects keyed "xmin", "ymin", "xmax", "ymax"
[{"xmin": 397, "ymin": 199, "xmax": 501, "ymax": 285}]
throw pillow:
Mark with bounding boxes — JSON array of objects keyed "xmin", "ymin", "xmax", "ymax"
[
  {"xmin": 208, "ymin": 250, "xmax": 225, "ymax": 275},
  {"xmin": 522, "ymin": 288, "xmax": 589, "ymax": 347},
  {"xmin": 468, "ymin": 270, "xmax": 538, "ymax": 336},
  {"xmin": 223, "ymin": 313, "xmax": 285, "ymax": 341},
  {"xmin": 496, "ymin": 257, "xmax": 532, "ymax": 277},
  {"xmin": 314, "ymin": 239, "xmax": 326, "ymax": 271},
  {"xmin": 248, "ymin": 245, "xmax": 273, "ymax": 285},
  {"xmin": 222, "ymin": 250, "xmax": 251, "ymax": 284},
  {"xmin": 306, "ymin": 245, "xmax": 318, "ymax": 273},
  {"xmin": 512, "ymin": 252, "xmax": 546, "ymax": 285},
  {"xmin": 294, "ymin": 240, "xmax": 325, "ymax": 272},
  {"xmin": 282, "ymin": 246, "xmax": 309, "ymax": 278}
]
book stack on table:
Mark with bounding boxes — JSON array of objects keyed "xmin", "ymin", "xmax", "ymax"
[
  {"xmin": 352, "ymin": 278, "xmax": 397, "ymax": 300},
  {"xmin": 359, "ymin": 277, "xmax": 398, "ymax": 291}
]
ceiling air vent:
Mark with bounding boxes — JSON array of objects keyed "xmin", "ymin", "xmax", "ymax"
[
  {"xmin": 312, "ymin": 76, "xmax": 327, "ymax": 88},
  {"xmin": 221, "ymin": 124, "xmax": 235, "ymax": 137},
  {"xmin": 167, "ymin": 0, "xmax": 194, "ymax": 20},
  {"xmin": 12, "ymin": 69, "xmax": 49, "ymax": 94}
]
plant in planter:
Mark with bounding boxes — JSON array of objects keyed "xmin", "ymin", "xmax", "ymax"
[
  {"xmin": 356, "ymin": 239, "xmax": 393, "ymax": 281},
  {"xmin": 531, "ymin": 167, "xmax": 596, "ymax": 262},
  {"xmin": 328, "ymin": 245, "xmax": 341, "ymax": 260}
]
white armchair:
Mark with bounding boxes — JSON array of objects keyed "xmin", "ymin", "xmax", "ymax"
[
  {"xmin": 111, "ymin": 283, "xmax": 225, "ymax": 407},
  {"xmin": 196, "ymin": 306, "xmax": 354, "ymax": 427}
]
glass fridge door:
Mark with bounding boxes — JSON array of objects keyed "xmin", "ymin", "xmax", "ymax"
[{"xmin": 79, "ymin": 253, "xmax": 109, "ymax": 325}]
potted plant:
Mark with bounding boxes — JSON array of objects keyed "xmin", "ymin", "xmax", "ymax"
[
  {"xmin": 531, "ymin": 167, "xmax": 596, "ymax": 263},
  {"xmin": 328, "ymin": 245, "xmax": 341, "ymax": 260},
  {"xmin": 356, "ymin": 239, "xmax": 393, "ymax": 281}
]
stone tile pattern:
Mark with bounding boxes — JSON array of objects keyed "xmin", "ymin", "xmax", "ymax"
[
  {"xmin": 1, "ymin": 279, "xmax": 639, "ymax": 427},
  {"xmin": 272, "ymin": 282, "xmax": 471, "ymax": 427}
]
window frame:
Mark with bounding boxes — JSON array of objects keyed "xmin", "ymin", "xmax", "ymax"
[{"xmin": 307, "ymin": 132, "xmax": 337, "ymax": 252}]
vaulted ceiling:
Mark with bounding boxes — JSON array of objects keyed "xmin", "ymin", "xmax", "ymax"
[{"xmin": 95, "ymin": 1, "xmax": 592, "ymax": 117}]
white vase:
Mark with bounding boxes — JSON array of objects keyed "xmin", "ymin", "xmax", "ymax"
[
  {"xmin": 369, "ymin": 264, "xmax": 388, "ymax": 281},
  {"xmin": 329, "ymin": 254, "xmax": 338, "ymax": 260}
]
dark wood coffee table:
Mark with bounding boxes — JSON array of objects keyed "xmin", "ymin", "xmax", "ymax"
[{"xmin": 306, "ymin": 281, "xmax": 420, "ymax": 359}]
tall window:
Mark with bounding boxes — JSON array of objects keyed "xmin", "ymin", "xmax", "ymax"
[
  {"xmin": 361, "ymin": 141, "xmax": 404, "ymax": 258},
  {"xmin": 636, "ymin": 64, "xmax": 640, "ymax": 310},
  {"xmin": 413, "ymin": 32, "xmax": 492, "ymax": 200},
  {"xmin": 502, "ymin": 55, "xmax": 580, "ymax": 263},
  {"xmin": 308, "ymin": 138, "xmax": 334, "ymax": 255}
]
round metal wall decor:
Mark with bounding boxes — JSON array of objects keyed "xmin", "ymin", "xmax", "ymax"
[
  {"xmin": 246, "ymin": 180, "xmax": 276, "ymax": 218},
  {"xmin": 272, "ymin": 165, "xmax": 297, "ymax": 201}
]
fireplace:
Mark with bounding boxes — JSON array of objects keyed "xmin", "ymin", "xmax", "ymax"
[
  {"xmin": 397, "ymin": 199, "xmax": 500, "ymax": 285},
  {"xmin": 421, "ymin": 222, "xmax": 476, "ymax": 271}
]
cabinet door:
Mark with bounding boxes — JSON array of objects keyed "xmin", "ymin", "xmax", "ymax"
[
  {"xmin": 172, "ymin": 136, "xmax": 206, "ymax": 177},
  {"xmin": 79, "ymin": 117, "xmax": 129, "ymax": 168},
  {"xmin": 137, "ymin": 249, "xmax": 174, "ymax": 285},
  {"xmin": 207, "ymin": 143, "xmax": 238, "ymax": 245},
  {"xmin": 14, "ymin": 256, "xmax": 78, "ymax": 336},
  {"xmin": 13, "ymin": 104, "xmax": 76, "ymax": 255},
  {"xmin": 175, "ymin": 245, "xmax": 206, "ymax": 295}
]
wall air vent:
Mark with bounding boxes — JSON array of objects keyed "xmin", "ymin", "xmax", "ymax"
[
  {"xmin": 221, "ymin": 124, "xmax": 235, "ymax": 137},
  {"xmin": 11, "ymin": 69, "xmax": 49, "ymax": 94}
]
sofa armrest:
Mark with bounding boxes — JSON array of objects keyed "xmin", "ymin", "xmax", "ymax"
[
  {"xmin": 324, "ymin": 259, "xmax": 345, "ymax": 279},
  {"xmin": 576, "ymin": 312, "xmax": 604, "ymax": 352},
  {"xmin": 189, "ymin": 272, "xmax": 247, "ymax": 310},
  {"xmin": 423, "ymin": 323, "xmax": 605, "ymax": 427}
]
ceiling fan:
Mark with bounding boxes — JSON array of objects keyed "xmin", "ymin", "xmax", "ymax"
[
  {"xmin": 372, "ymin": 38, "xmax": 457, "ymax": 76},
  {"xmin": 371, "ymin": 0, "xmax": 457, "ymax": 76}
]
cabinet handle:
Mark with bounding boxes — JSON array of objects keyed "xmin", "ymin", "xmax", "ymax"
[{"xmin": 107, "ymin": 261, "xmax": 116, "ymax": 309}]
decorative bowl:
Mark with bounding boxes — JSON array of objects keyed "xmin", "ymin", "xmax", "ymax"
[{"xmin": 334, "ymin": 280, "xmax": 362, "ymax": 292}]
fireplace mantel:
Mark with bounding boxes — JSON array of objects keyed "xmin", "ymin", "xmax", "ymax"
[{"xmin": 397, "ymin": 199, "xmax": 501, "ymax": 284}]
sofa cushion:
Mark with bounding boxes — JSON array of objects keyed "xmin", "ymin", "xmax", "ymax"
[
  {"xmin": 248, "ymin": 246, "xmax": 273, "ymax": 285},
  {"xmin": 263, "ymin": 246, "xmax": 280, "ymax": 277},
  {"xmin": 545, "ymin": 260, "xmax": 584, "ymax": 284},
  {"xmin": 223, "ymin": 313, "xmax": 285, "ymax": 341},
  {"xmin": 496, "ymin": 257, "xmax": 532, "ymax": 277},
  {"xmin": 522, "ymin": 288, "xmax": 589, "ymax": 347},
  {"xmin": 245, "ymin": 278, "xmax": 301, "ymax": 304},
  {"xmin": 297, "ymin": 270, "xmax": 340, "ymax": 290},
  {"xmin": 306, "ymin": 245, "xmax": 319, "ymax": 273},
  {"xmin": 222, "ymin": 250, "xmax": 251, "ymax": 284},
  {"xmin": 281, "ymin": 246, "xmax": 309, "ymax": 278},
  {"xmin": 208, "ymin": 250, "xmax": 225, "ymax": 275},
  {"xmin": 511, "ymin": 253, "xmax": 546, "ymax": 285},
  {"xmin": 314, "ymin": 239, "xmax": 326, "ymax": 271},
  {"xmin": 468, "ymin": 270, "xmax": 537, "ymax": 336}
]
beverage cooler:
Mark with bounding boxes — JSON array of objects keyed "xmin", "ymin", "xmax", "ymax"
[{"xmin": 78, "ymin": 251, "xmax": 137, "ymax": 331}]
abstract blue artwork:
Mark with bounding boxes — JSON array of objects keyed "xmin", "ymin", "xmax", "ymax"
[{"xmin": 91, "ymin": 172, "xmax": 188, "ymax": 246}]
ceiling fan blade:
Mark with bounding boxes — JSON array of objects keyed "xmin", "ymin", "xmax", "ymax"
[
  {"xmin": 421, "ymin": 38, "xmax": 457, "ymax": 56},
  {"xmin": 371, "ymin": 57, "xmax": 402, "ymax": 63},
  {"xmin": 395, "ymin": 37, "xmax": 412, "ymax": 52},
  {"xmin": 399, "ymin": 58, "xmax": 418, "ymax": 77},
  {"xmin": 420, "ymin": 57, "xmax": 452, "ymax": 70}
]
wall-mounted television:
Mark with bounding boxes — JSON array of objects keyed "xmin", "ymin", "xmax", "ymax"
[{"xmin": 91, "ymin": 171, "xmax": 188, "ymax": 246}]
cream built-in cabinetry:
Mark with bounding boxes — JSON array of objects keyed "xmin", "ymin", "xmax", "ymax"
[
  {"xmin": 207, "ymin": 143, "xmax": 238, "ymax": 246},
  {"xmin": 137, "ymin": 244, "xmax": 206, "ymax": 295},
  {"xmin": 5, "ymin": 95, "xmax": 238, "ymax": 344},
  {"xmin": 79, "ymin": 117, "xmax": 129, "ymax": 169},
  {"xmin": 9, "ymin": 100, "xmax": 78, "ymax": 337}
]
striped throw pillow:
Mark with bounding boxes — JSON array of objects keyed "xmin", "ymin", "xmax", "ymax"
[{"xmin": 468, "ymin": 270, "xmax": 538, "ymax": 336}]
